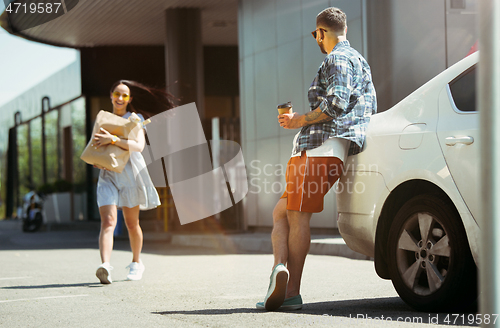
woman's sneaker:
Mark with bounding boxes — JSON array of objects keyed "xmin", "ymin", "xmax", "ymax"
[
  {"xmin": 126, "ymin": 260, "xmax": 145, "ymax": 281},
  {"xmin": 96, "ymin": 262, "xmax": 113, "ymax": 284}
]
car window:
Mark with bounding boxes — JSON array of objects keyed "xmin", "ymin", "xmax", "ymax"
[{"xmin": 449, "ymin": 65, "xmax": 476, "ymax": 112}]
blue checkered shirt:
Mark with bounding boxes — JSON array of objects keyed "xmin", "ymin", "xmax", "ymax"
[{"xmin": 292, "ymin": 41, "xmax": 377, "ymax": 156}]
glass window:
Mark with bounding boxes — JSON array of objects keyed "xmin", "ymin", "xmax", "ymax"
[
  {"xmin": 449, "ymin": 65, "xmax": 476, "ymax": 112},
  {"xmin": 45, "ymin": 109, "xmax": 59, "ymax": 184},
  {"xmin": 17, "ymin": 125, "xmax": 30, "ymax": 196},
  {"xmin": 70, "ymin": 97, "xmax": 87, "ymax": 187},
  {"xmin": 30, "ymin": 118, "xmax": 43, "ymax": 188}
]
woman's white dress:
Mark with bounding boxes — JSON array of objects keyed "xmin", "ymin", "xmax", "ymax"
[{"xmin": 96, "ymin": 112, "xmax": 161, "ymax": 210}]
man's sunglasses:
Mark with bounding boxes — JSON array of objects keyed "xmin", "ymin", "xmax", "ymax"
[
  {"xmin": 311, "ymin": 28, "xmax": 327, "ymax": 39},
  {"xmin": 112, "ymin": 92, "xmax": 130, "ymax": 101}
]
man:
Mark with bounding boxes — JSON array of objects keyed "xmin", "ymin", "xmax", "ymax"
[{"xmin": 256, "ymin": 7, "xmax": 377, "ymax": 311}]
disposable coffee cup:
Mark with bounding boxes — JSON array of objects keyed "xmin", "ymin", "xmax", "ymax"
[{"xmin": 277, "ymin": 101, "xmax": 292, "ymax": 115}]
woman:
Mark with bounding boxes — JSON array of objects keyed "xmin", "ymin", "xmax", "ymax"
[{"xmin": 93, "ymin": 80, "xmax": 175, "ymax": 284}]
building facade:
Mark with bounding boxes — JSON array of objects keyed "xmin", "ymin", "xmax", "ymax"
[
  {"xmin": 1, "ymin": 0, "xmax": 477, "ymax": 230},
  {"xmin": 0, "ymin": 60, "xmax": 84, "ymax": 221}
]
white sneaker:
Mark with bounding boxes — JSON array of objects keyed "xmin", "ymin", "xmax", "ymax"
[
  {"xmin": 96, "ymin": 262, "xmax": 113, "ymax": 284},
  {"xmin": 126, "ymin": 260, "xmax": 145, "ymax": 281}
]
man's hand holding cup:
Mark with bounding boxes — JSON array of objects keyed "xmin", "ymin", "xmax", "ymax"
[{"xmin": 277, "ymin": 101, "xmax": 301, "ymax": 129}]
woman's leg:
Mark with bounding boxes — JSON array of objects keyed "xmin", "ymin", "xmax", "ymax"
[
  {"xmin": 122, "ymin": 206, "xmax": 142, "ymax": 263},
  {"xmin": 99, "ymin": 205, "xmax": 118, "ymax": 263}
]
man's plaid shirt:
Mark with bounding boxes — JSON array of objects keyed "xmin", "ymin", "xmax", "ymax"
[{"xmin": 292, "ymin": 41, "xmax": 377, "ymax": 156}]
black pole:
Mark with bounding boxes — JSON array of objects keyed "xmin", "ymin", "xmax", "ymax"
[
  {"xmin": 6, "ymin": 128, "xmax": 17, "ymax": 218},
  {"xmin": 41, "ymin": 97, "xmax": 50, "ymax": 185},
  {"xmin": 14, "ymin": 112, "xmax": 21, "ymax": 214},
  {"xmin": 6, "ymin": 112, "xmax": 21, "ymax": 218},
  {"xmin": 27, "ymin": 123, "xmax": 32, "ymax": 191},
  {"xmin": 85, "ymin": 95, "xmax": 94, "ymax": 220},
  {"xmin": 57, "ymin": 107, "xmax": 62, "ymax": 180}
]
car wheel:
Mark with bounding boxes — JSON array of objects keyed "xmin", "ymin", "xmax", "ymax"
[{"xmin": 387, "ymin": 194, "xmax": 477, "ymax": 311}]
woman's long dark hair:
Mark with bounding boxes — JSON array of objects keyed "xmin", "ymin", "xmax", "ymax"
[{"xmin": 110, "ymin": 80, "xmax": 177, "ymax": 119}]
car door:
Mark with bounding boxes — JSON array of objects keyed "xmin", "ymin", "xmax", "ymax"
[{"xmin": 436, "ymin": 64, "xmax": 479, "ymax": 221}]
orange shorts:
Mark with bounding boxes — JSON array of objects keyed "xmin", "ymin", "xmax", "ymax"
[{"xmin": 280, "ymin": 152, "xmax": 343, "ymax": 213}]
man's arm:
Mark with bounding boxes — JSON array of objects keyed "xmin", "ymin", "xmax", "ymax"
[
  {"xmin": 278, "ymin": 107, "xmax": 333, "ymax": 129},
  {"xmin": 279, "ymin": 55, "xmax": 353, "ymax": 129},
  {"xmin": 304, "ymin": 108, "xmax": 334, "ymax": 124}
]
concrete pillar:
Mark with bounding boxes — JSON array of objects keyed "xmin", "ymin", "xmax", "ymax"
[
  {"xmin": 479, "ymin": 0, "xmax": 500, "ymax": 325},
  {"xmin": 165, "ymin": 8, "xmax": 204, "ymax": 118}
]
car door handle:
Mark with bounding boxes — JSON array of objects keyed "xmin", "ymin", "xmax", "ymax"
[{"xmin": 445, "ymin": 136, "xmax": 474, "ymax": 146}]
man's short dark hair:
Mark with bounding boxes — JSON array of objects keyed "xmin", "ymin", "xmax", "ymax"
[{"xmin": 316, "ymin": 7, "xmax": 347, "ymax": 34}]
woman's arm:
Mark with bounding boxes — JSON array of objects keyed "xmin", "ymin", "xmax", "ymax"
[{"xmin": 94, "ymin": 127, "xmax": 146, "ymax": 152}]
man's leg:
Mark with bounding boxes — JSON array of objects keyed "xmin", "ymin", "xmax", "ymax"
[
  {"xmin": 286, "ymin": 209, "xmax": 313, "ymax": 298},
  {"xmin": 256, "ymin": 198, "xmax": 291, "ymax": 311},
  {"xmin": 272, "ymin": 198, "xmax": 289, "ymax": 267}
]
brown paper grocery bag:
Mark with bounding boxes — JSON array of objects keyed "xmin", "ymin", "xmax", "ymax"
[{"xmin": 80, "ymin": 110, "xmax": 142, "ymax": 173}]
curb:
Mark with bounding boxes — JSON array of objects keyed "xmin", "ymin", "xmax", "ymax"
[
  {"xmin": 169, "ymin": 233, "xmax": 372, "ymax": 261},
  {"xmin": 0, "ymin": 220, "xmax": 372, "ymax": 261}
]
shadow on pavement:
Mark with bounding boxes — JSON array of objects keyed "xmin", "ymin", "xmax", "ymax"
[
  {"xmin": 299, "ymin": 297, "xmax": 478, "ymax": 326},
  {"xmin": 153, "ymin": 297, "xmax": 478, "ymax": 326}
]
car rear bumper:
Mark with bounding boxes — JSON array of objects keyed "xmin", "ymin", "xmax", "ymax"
[
  {"xmin": 338, "ymin": 213, "xmax": 376, "ymax": 257},
  {"xmin": 337, "ymin": 171, "xmax": 389, "ymax": 258}
]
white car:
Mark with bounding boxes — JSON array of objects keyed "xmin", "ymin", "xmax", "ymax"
[{"xmin": 337, "ymin": 52, "xmax": 479, "ymax": 311}]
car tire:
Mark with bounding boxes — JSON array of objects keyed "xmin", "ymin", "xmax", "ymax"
[{"xmin": 387, "ymin": 194, "xmax": 477, "ymax": 312}]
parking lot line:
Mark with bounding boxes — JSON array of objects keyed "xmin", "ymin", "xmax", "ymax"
[
  {"xmin": 0, "ymin": 277, "xmax": 31, "ymax": 280},
  {"xmin": 0, "ymin": 294, "xmax": 89, "ymax": 303}
]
